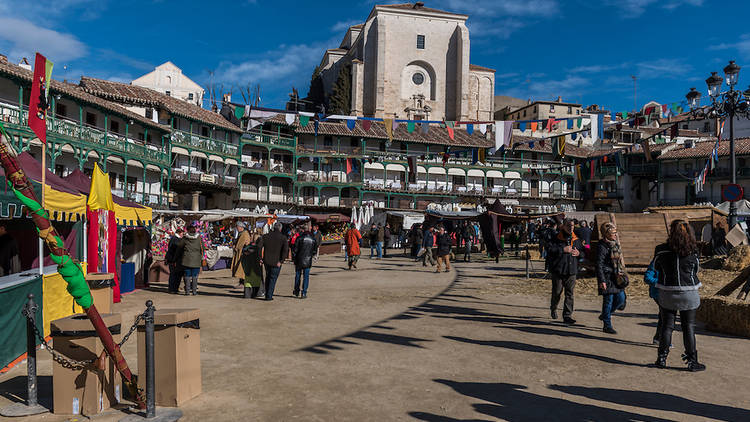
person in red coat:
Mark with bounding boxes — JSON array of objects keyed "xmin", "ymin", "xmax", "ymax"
[{"xmin": 345, "ymin": 223, "xmax": 362, "ymax": 270}]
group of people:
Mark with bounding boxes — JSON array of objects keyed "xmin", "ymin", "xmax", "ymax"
[
  {"xmin": 230, "ymin": 221, "xmax": 322, "ymax": 300},
  {"xmin": 545, "ymin": 217, "xmax": 705, "ymax": 372},
  {"xmin": 164, "ymin": 223, "xmax": 206, "ymax": 296}
]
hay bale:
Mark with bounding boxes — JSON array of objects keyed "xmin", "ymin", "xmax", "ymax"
[
  {"xmin": 723, "ymin": 245, "xmax": 750, "ymax": 271},
  {"xmin": 520, "ymin": 249, "xmax": 542, "ymax": 260},
  {"xmin": 697, "ymin": 296, "xmax": 750, "ymax": 339}
]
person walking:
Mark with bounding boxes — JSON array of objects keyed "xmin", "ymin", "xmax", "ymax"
[
  {"xmin": 312, "ymin": 224, "xmax": 323, "ymax": 261},
  {"xmin": 164, "ymin": 228, "xmax": 184, "ymax": 294},
  {"xmin": 421, "ymin": 226, "xmax": 436, "ymax": 267},
  {"xmin": 369, "ymin": 224, "xmax": 379, "ymax": 259},
  {"xmin": 411, "ymin": 224, "xmax": 424, "ymax": 260},
  {"xmin": 241, "ymin": 230, "xmax": 264, "ymax": 299},
  {"xmin": 546, "ymin": 218, "xmax": 583, "ymax": 324},
  {"xmin": 293, "ymin": 224, "xmax": 318, "ymax": 298},
  {"xmin": 344, "ymin": 223, "xmax": 362, "ymax": 270},
  {"xmin": 653, "ymin": 220, "xmax": 706, "ymax": 372},
  {"xmin": 595, "ymin": 223, "xmax": 628, "ymax": 334},
  {"xmin": 180, "ymin": 224, "xmax": 204, "ymax": 296},
  {"xmin": 258, "ymin": 222, "xmax": 289, "ymax": 301},
  {"xmin": 435, "ymin": 225, "xmax": 452, "ymax": 273},
  {"xmin": 231, "ymin": 221, "xmax": 251, "ymax": 286},
  {"xmin": 383, "ymin": 223, "xmax": 391, "ymax": 258},
  {"xmin": 462, "ymin": 223, "xmax": 474, "ymax": 262}
]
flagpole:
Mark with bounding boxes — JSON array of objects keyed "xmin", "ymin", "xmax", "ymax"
[{"xmin": 38, "ymin": 143, "xmax": 45, "ymax": 275}]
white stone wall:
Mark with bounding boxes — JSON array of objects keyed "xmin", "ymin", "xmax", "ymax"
[{"xmin": 132, "ymin": 62, "xmax": 204, "ymax": 106}]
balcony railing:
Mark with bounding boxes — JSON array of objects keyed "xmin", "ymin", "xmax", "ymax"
[
  {"xmin": 171, "ymin": 168, "xmax": 238, "ymax": 187},
  {"xmin": 296, "ymin": 144, "xmax": 363, "ymax": 156},
  {"xmin": 628, "ymin": 163, "xmax": 659, "ymax": 176},
  {"xmin": 172, "ymin": 130, "xmax": 239, "ymax": 157},
  {"xmin": 242, "ymin": 132, "xmax": 295, "ymax": 148},
  {"xmin": 297, "ymin": 173, "xmax": 360, "ymax": 183},
  {"xmin": 0, "ymin": 102, "xmax": 169, "ymax": 165}
]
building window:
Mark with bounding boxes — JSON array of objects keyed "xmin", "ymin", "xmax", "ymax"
[
  {"xmin": 110, "ymin": 120, "xmax": 119, "ymax": 133},
  {"xmin": 85, "ymin": 112, "xmax": 96, "ymax": 126},
  {"xmin": 188, "ymin": 93, "xmax": 194, "ymax": 101},
  {"xmin": 201, "ymin": 126, "xmax": 209, "ymax": 137},
  {"xmin": 703, "ymin": 122, "xmax": 710, "ymax": 132},
  {"xmin": 452, "ymin": 175, "xmax": 466, "ymax": 186},
  {"xmin": 549, "ymin": 105, "xmax": 555, "ymax": 113},
  {"xmin": 56, "ymin": 103, "xmax": 67, "ymax": 118},
  {"xmin": 682, "ymin": 124, "xmax": 689, "ymax": 129},
  {"xmin": 523, "ymin": 110, "xmax": 526, "ymax": 117},
  {"xmin": 324, "ymin": 136, "xmax": 333, "ymax": 148},
  {"xmin": 567, "ymin": 106, "xmax": 572, "ymax": 114},
  {"xmin": 166, "ymin": 90, "xmax": 171, "ymax": 97},
  {"xmin": 576, "ymin": 109, "xmax": 580, "ymax": 115},
  {"xmin": 145, "ymin": 108, "xmax": 153, "ymax": 119},
  {"xmin": 412, "ymin": 72, "xmax": 425, "ymax": 85},
  {"xmin": 533, "ymin": 106, "xmax": 537, "ymax": 113},
  {"xmin": 416, "ymin": 35, "xmax": 425, "ymax": 49}
]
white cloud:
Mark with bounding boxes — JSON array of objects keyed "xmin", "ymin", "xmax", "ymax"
[
  {"xmin": 710, "ymin": 34, "xmax": 750, "ymax": 60},
  {"xmin": 501, "ymin": 75, "xmax": 589, "ymax": 101},
  {"xmin": 605, "ymin": 0, "xmax": 703, "ymax": 16},
  {"xmin": 568, "ymin": 63, "xmax": 628, "ymax": 74},
  {"xmin": 433, "ymin": 0, "xmax": 560, "ymax": 18},
  {"xmin": 210, "ymin": 41, "xmax": 332, "ymax": 104},
  {"xmin": 636, "ymin": 58, "xmax": 691, "ymax": 79},
  {"xmin": 0, "ymin": 17, "xmax": 87, "ymax": 63},
  {"xmin": 331, "ymin": 20, "xmax": 361, "ymax": 32}
]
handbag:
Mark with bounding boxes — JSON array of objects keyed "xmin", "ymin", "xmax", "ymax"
[{"xmin": 615, "ymin": 272, "xmax": 630, "ymax": 289}]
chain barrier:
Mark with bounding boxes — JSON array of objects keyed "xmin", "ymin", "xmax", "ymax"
[{"xmin": 21, "ymin": 306, "xmax": 149, "ymax": 371}]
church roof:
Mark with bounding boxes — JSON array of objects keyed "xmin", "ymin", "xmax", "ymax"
[
  {"xmin": 268, "ymin": 115, "xmax": 492, "ymax": 148},
  {"xmin": 376, "ymin": 3, "xmax": 467, "ymax": 18},
  {"xmin": 470, "ymin": 64, "xmax": 496, "ymax": 73},
  {"xmin": 79, "ymin": 77, "xmax": 242, "ymax": 133}
]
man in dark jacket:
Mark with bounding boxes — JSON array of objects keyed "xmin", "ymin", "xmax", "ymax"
[
  {"xmin": 435, "ymin": 225, "xmax": 453, "ymax": 273},
  {"xmin": 383, "ymin": 223, "xmax": 391, "ymax": 258},
  {"xmin": 462, "ymin": 223, "xmax": 474, "ymax": 262},
  {"xmin": 411, "ymin": 224, "xmax": 423, "ymax": 259},
  {"xmin": 164, "ymin": 228, "xmax": 184, "ymax": 294},
  {"xmin": 546, "ymin": 218, "xmax": 584, "ymax": 324},
  {"xmin": 258, "ymin": 222, "xmax": 289, "ymax": 301},
  {"xmin": 293, "ymin": 224, "xmax": 318, "ymax": 298},
  {"xmin": 312, "ymin": 224, "xmax": 323, "ymax": 260},
  {"xmin": 422, "ymin": 226, "xmax": 436, "ymax": 266}
]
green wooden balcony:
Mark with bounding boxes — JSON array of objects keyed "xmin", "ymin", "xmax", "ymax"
[
  {"xmin": 172, "ymin": 130, "xmax": 240, "ymax": 158},
  {"xmin": 0, "ymin": 102, "xmax": 169, "ymax": 166},
  {"xmin": 242, "ymin": 131, "xmax": 295, "ymax": 148}
]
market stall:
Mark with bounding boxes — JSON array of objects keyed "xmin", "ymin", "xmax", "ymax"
[{"xmin": 307, "ymin": 213, "xmax": 351, "ymax": 255}]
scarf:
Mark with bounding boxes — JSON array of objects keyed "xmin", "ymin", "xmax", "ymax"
[{"xmin": 608, "ymin": 239, "xmax": 624, "ymax": 275}]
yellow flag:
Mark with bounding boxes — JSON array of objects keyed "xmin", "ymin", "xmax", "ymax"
[
  {"xmin": 87, "ymin": 162, "xmax": 115, "ymax": 211},
  {"xmin": 383, "ymin": 118, "xmax": 393, "ymax": 142}
]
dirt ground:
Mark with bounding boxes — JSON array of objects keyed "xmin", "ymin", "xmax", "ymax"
[{"xmin": 1, "ymin": 253, "xmax": 749, "ymax": 421}]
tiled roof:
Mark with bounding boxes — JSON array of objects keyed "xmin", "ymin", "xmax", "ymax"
[
  {"xmin": 508, "ymin": 135, "xmax": 592, "ymax": 159},
  {"xmin": 658, "ymin": 138, "xmax": 750, "ymax": 160},
  {"xmin": 270, "ymin": 115, "xmax": 492, "ymax": 147},
  {"xmin": 377, "ymin": 3, "xmax": 466, "ymax": 17},
  {"xmin": 79, "ymin": 77, "xmax": 242, "ymax": 133},
  {"xmin": 0, "ymin": 57, "xmax": 167, "ymax": 132},
  {"xmin": 470, "ymin": 64, "xmax": 496, "ymax": 73}
]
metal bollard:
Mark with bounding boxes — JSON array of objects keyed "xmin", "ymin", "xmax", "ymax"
[
  {"xmin": 0, "ymin": 294, "xmax": 48, "ymax": 417},
  {"xmin": 25, "ymin": 294, "xmax": 38, "ymax": 408},
  {"xmin": 145, "ymin": 300, "xmax": 156, "ymax": 419},
  {"xmin": 525, "ymin": 245, "xmax": 530, "ymax": 279}
]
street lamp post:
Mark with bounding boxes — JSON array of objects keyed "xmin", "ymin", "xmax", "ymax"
[{"xmin": 686, "ymin": 60, "xmax": 750, "ymax": 228}]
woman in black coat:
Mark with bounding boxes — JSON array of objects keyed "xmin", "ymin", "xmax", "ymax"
[{"xmin": 595, "ymin": 223, "xmax": 627, "ymax": 334}]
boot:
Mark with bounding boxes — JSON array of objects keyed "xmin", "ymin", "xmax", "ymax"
[
  {"xmin": 682, "ymin": 351, "xmax": 706, "ymax": 372},
  {"xmin": 655, "ymin": 348, "xmax": 669, "ymax": 368},
  {"xmin": 244, "ymin": 286, "xmax": 252, "ymax": 298}
]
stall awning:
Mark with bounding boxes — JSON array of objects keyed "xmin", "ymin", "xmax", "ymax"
[
  {"xmin": 307, "ymin": 213, "xmax": 350, "ymax": 223},
  {"xmin": 0, "ymin": 153, "xmax": 87, "ymax": 221},
  {"xmin": 62, "ymin": 169, "xmax": 153, "ymax": 226}
]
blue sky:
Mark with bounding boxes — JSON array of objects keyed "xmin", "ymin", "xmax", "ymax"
[{"xmin": 1, "ymin": 0, "xmax": 749, "ymax": 114}]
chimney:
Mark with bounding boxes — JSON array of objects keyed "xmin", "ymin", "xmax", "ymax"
[
  {"xmin": 414, "ymin": 2, "xmax": 425, "ymax": 9},
  {"xmin": 19, "ymin": 57, "xmax": 31, "ymax": 71},
  {"xmin": 556, "ymin": 96, "xmax": 562, "ymax": 103},
  {"xmin": 0, "ymin": 54, "xmax": 6, "ymax": 63}
]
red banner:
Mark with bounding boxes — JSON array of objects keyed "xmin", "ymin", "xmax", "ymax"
[{"xmin": 28, "ymin": 53, "xmax": 51, "ymax": 144}]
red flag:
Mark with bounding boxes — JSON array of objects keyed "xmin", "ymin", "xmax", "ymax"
[
  {"xmin": 28, "ymin": 53, "xmax": 53, "ymax": 144},
  {"xmin": 346, "ymin": 158, "xmax": 352, "ymax": 174},
  {"xmin": 446, "ymin": 126, "xmax": 454, "ymax": 140},
  {"xmin": 546, "ymin": 118, "xmax": 555, "ymax": 131},
  {"xmin": 362, "ymin": 120, "xmax": 372, "ymax": 131}
]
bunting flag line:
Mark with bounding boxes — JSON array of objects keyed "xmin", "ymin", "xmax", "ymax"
[
  {"xmin": 362, "ymin": 120, "xmax": 371, "ymax": 131},
  {"xmin": 285, "ymin": 113, "xmax": 295, "ymax": 125},
  {"xmin": 466, "ymin": 123, "xmax": 474, "ymax": 135},
  {"xmin": 519, "ymin": 122, "xmax": 526, "ymax": 132},
  {"xmin": 530, "ymin": 122, "xmax": 538, "ymax": 132},
  {"xmin": 479, "ymin": 123, "xmax": 487, "ymax": 135},
  {"xmin": 299, "ymin": 115, "xmax": 310, "ymax": 127},
  {"xmin": 346, "ymin": 119, "xmax": 356, "ymax": 130},
  {"xmin": 407, "ymin": 121, "xmax": 415, "ymax": 133}
]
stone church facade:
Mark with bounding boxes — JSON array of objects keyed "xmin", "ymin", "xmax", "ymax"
[{"xmin": 317, "ymin": 2, "xmax": 495, "ymax": 121}]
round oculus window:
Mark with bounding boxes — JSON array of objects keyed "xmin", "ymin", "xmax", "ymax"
[{"xmin": 412, "ymin": 72, "xmax": 425, "ymax": 85}]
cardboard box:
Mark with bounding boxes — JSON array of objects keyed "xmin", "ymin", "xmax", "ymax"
[
  {"xmin": 138, "ymin": 308, "xmax": 201, "ymax": 406},
  {"xmin": 86, "ymin": 273, "xmax": 114, "ymax": 314},
  {"xmin": 51, "ymin": 313, "xmax": 122, "ymax": 416}
]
